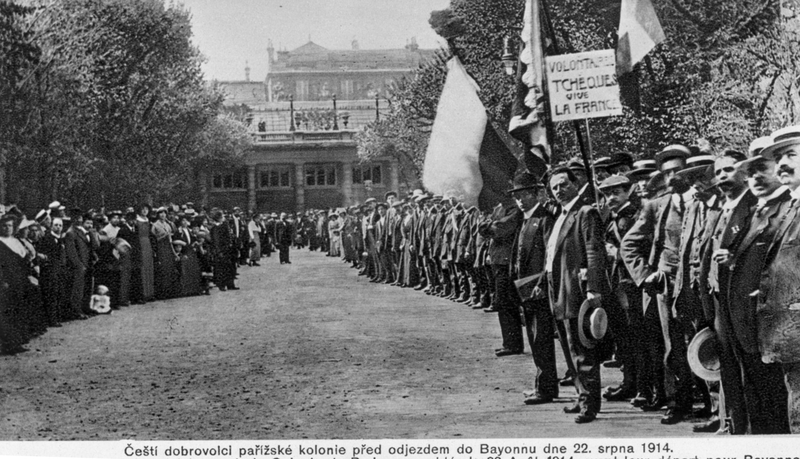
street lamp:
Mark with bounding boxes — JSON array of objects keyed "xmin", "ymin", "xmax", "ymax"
[
  {"xmin": 289, "ymin": 94, "xmax": 295, "ymax": 132},
  {"xmin": 501, "ymin": 36, "xmax": 516, "ymax": 76},
  {"xmin": 332, "ymin": 94, "xmax": 339, "ymax": 130}
]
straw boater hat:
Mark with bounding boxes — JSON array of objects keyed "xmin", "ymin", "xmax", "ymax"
[
  {"xmin": 687, "ymin": 327, "xmax": 721, "ymax": 381},
  {"xmin": 655, "ymin": 144, "xmax": 691, "ymax": 170},
  {"xmin": 597, "ymin": 174, "xmax": 631, "ymax": 192},
  {"xmin": 577, "ymin": 297, "xmax": 607, "ymax": 349},
  {"xmin": 676, "ymin": 154, "xmax": 715, "ymax": 179},
  {"xmin": 738, "ymin": 135, "xmax": 776, "ymax": 170},
  {"xmin": 762, "ymin": 125, "xmax": 800, "ymax": 160}
]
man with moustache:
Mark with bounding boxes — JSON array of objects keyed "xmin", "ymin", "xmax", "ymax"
[
  {"xmin": 546, "ymin": 166, "xmax": 609, "ymax": 423},
  {"xmin": 754, "ymin": 125, "xmax": 800, "ymax": 433},
  {"xmin": 621, "ymin": 145, "xmax": 696, "ymax": 424},
  {"xmin": 716, "ymin": 139, "xmax": 791, "ymax": 434},
  {"xmin": 700, "ymin": 149, "xmax": 758, "ymax": 434},
  {"xmin": 507, "ymin": 170, "xmax": 558, "ymax": 405}
]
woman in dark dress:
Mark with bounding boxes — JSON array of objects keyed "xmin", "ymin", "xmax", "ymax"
[
  {"xmin": 0, "ymin": 215, "xmax": 41, "ymax": 354},
  {"xmin": 174, "ymin": 215, "xmax": 203, "ymax": 296},
  {"xmin": 134, "ymin": 205, "xmax": 155, "ymax": 302},
  {"xmin": 151, "ymin": 207, "xmax": 179, "ymax": 300},
  {"xmin": 210, "ymin": 210, "xmax": 237, "ymax": 291}
]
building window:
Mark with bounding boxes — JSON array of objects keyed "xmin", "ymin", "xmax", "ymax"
[
  {"xmin": 341, "ymin": 80, "xmax": 353, "ymax": 98},
  {"xmin": 259, "ymin": 166, "xmax": 292, "ymax": 188},
  {"xmin": 296, "ymin": 80, "xmax": 309, "ymax": 100},
  {"xmin": 353, "ymin": 164, "xmax": 382, "ymax": 185},
  {"xmin": 305, "ymin": 164, "xmax": 337, "ymax": 187},
  {"xmin": 211, "ymin": 169, "xmax": 248, "ymax": 190}
]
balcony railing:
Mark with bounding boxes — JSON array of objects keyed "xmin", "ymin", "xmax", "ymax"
[
  {"xmin": 249, "ymin": 130, "xmax": 357, "ymax": 144},
  {"xmin": 245, "ymin": 95, "xmax": 387, "ymax": 137}
]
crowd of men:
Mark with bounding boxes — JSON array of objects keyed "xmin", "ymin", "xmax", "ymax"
[
  {"xmin": 5, "ymin": 125, "xmax": 800, "ymax": 435},
  {"xmin": 308, "ymin": 124, "xmax": 800, "ymax": 434},
  {"xmin": 0, "ymin": 204, "xmax": 299, "ymax": 354}
]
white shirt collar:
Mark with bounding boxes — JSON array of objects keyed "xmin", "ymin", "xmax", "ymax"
[
  {"xmin": 757, "ymin": 186, "xmax": 789, "ymax": 207},
  {"xmin": 791, "ymin": 186, "xmax": 800, "ymax": 201},
  {"xmin": 561, "ymin": 195, "xmax": 581, "ymax": 215},
  {"xmin": 722, "ymin": 190, "xmax": 747, "ymax": 211},
  {"xmin": 136, "ymin": 215, "xmax": 148, "ymax": 222}
]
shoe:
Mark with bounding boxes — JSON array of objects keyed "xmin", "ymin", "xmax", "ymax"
[
  {"xmin": 660, "ymin": 407, "xmax": 686, "ymax": 425},
  {"xmin": 219, "ymin": 287, "xmax": 227, "ymax": 291},
  {"xmin": 495, "ymin": 348, "xmax": 523, "ymax": 357},
  {"xmin": 523, "ymin": 394, "xmax": 554, "ymax": 405},
  {"xmin": 229, "ymin": 286, "xmax": 240, "ymax": 290},
  {"xmin": 471, "ymin": 303, "xmax": 485, "ymax": 310},
  {"xmin": 49, "ymin": 323, "xmax": 63, "ymax": 328},
  {"xmin": 252, "ymin": 262, "xmax": 260, "ymax": 267},
  {"xmin": 483, "ymin": 307, "xmax": 498, "ymax": 313},
  {"xmin": 692, "ymin": 417, "xmax": 720, "ymax": 433},
  {"xmin": 563, "ymin": 404, "xmax": 581, "ymax": 414},
  {"xmin": 693, "ymin": 405, "xmax": 713, "ymax": 418},
  {"xmin": 641, "ymin": 397, "xmax": 667, "ymax": 412},
  {"xmin": 630, "ymin": 393, "xmax": 649, "ymax": 408},
  {"xmin": 413, "ymin": 284, "xmax": 426, "ymax": 291},
  {"xmin": 574, "ymin": 411, "xmax": 597, "ymax": 424},
  {"xmin": 559, "ymin": 375, "xmax": 574, "ymax": 387},
  {"xmin": 604, "ymin": 386, "xmax": 637, "ymax": 402}
]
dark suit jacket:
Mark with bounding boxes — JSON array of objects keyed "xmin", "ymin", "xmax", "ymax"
[
  {"xmin": 621, "ymin": 194, "xmax": 671, "ymax": 289},
  {"xmin": 725, "ymin": 189, "xmax": 791, "ymax": 353},
  {"xmin": 480, "ymin": 204, "xmax": 521, "ymax": 266},
  {"xmin": 549, "ymin": 204, "xmax": 608, "ymax": 320},
  {"xmin": 511, "ymin": 203, "xmax": 552, "ymax": 283},
  {"xmin": 64, "ymin": 227, "xmax": 91, "ymax": 271}
]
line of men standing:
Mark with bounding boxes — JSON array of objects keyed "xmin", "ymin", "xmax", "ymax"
[{"xmin": 326, "ymin": 125, "xmax": 800, "ymax": 433}]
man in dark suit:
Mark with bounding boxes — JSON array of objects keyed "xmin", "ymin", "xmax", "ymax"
[
  {"xmin": 717, "ymin": 145, "xmax": 791, "ymax": 434},
  {"xmin": 35, "ymin": 217, "xmax": 66, "ymax": 326},
  {"xmin": 545, "ymin": 166, "xmax": 609, "ymax": 423},
  {"xmin": 64, "ymin": 211, "xmax": 93, "ymax": 319},
  {"xmin": 275, "ymin": 212, "xmax": 293, "ymax": 265},
  {"xmin": 699, "ymin": 149, "xmax": 758, "ymax": 434},
  {"xmin": 480, "ymin": 198, "xmax": 523, "ymax": 357},
  {"xmin": 621, "ymin": 145, "xmax": 697, "ymax": 424},
  {"xmin": 758, "ymin": 126, "xmax": 800, "ymax": 433},
  {"xmin": 508, "ymin": 170, "xmax": 557, "ymax": 405},
  {"xmin": 598, "ymin": 175, "xmax": 640, "ymax": 403}
]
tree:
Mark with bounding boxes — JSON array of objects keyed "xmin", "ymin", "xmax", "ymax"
[
  {"xmin": 359, "ymin": 0, "xmax": 798, "ymax": 182},
  {"xmin": 2, "ymin": 0, "xmax": 251, "ymax": 209}
]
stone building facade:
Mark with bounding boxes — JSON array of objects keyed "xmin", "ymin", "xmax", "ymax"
[{"xmin": 202, "ymin": 40, "xmax": 432, "ymax": 213}]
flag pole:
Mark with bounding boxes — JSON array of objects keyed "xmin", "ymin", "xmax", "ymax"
[
  {"xmin": 584, "ymin": 118, "xmax": 601, "ymax": 206},
  {"xmin": 539, "ymin": 0, "xmax": 596, "ymax": 198}
]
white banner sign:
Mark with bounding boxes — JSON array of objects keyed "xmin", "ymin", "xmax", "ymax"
[{"xmin": 545, "ymin": 49, "xmax": 622, "ymax": 121}]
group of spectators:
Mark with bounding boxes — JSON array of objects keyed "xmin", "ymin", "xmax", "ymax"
[
  {"xmin": 305, "ymin": 124, "xmax": 800, "ymax": 434},
  {"xmin": 0, "ymin": 203, "xmax": 297, "ymax": 354}
]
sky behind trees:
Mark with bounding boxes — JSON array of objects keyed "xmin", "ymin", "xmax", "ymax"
[{"xmin": 180, "ymin": 0, "xmax": 450, "ymax": 81}]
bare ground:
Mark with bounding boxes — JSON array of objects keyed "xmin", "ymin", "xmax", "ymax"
[{"xmin": 0, "ymin": 249, "xmax": 702, "ymax": 440}]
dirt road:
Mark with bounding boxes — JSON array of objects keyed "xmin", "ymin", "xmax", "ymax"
[{"xmin": 0, "ymin": 249, "xmax": 698, "ymax": 440}]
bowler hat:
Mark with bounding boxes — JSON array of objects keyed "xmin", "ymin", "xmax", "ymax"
[
  {"xmin": 687, "ymin": 327, "xmax": 720, "ymax": 381},
  {"xmin": 593, "ymin": 156, "xmax": 611, "ymax": 171},
  {"xmin": 577, "ymin": 297, "xmax": 607, "ymax": 349},
  {"xmin": 608, "ymin": 152, "xmax": 634, "ymax": 170},
  {"xmin": 384, "ymin": 190, "xmax": 398, "ymax": 200},
  {"xmin": 507, "ymin": 169, "xmax": 544, "ymax": 194}
]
